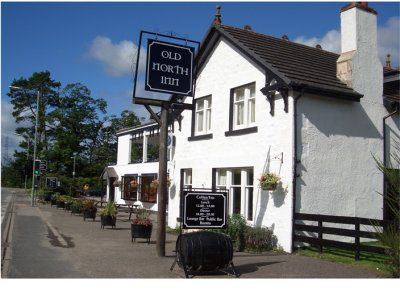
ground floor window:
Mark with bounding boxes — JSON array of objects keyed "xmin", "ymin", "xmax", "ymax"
[
  {"xmin": 182, "ymin": 169, "xmax": 192, "ymax": 190},
  {"xmin": 214, "ymin": 167, "xmax": 254, "ymax": 221},
  {"xmin": 121, "ymin": 174, "xmax": 139, "ymax": 201},
  {"xmin": 140, "ymin": 174, "xmax": 157, "ymax": 203}
]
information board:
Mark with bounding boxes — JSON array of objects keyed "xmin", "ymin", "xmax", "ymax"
[
  {"xmin": 145, "ymin": 39, "xmax": 195, "ymax": 96},
  {"xmin": 182, "ymin": 190, "xmax": 228, "ymax": 229}
]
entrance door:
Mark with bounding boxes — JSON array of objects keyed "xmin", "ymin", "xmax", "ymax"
[{"xmin": 109, "ymin": 177, "xmax": 116, "ymax": 202}]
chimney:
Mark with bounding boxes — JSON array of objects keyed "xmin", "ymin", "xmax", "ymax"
[
  {"xmin": 336, "ymin": 2, "xmax": 382, "ymax": 90},
  {"xmin": 244, "ymin": 25, "xmax": 252, "ymax": 31},
  {"xmin": 386, "ymin": 54, "xmax": 391, "ymax": 69},
  {"xmin": 213, "ymin": 5, "xmax": 222, "ymax": 25},
  {"xmin": 281, "ymin": 35, "xmax": 289, "ymax": 41}
]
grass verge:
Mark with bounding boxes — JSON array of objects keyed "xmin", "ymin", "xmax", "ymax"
[{"xmin": 295, "ymin": 246, "xmax": 391, "ymax": 277}]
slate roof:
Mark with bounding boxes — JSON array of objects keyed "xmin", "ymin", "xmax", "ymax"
[{"xmin": 198, "ymin": 24, "xmax": 363, "ymax": 101}]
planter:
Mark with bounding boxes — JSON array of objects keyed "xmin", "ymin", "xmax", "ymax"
[
  {"xmin": 261, "ymin": 183, "xmax": 277, "ymax": 191},
  {"xmin": 56, "ymin": 201, "xmax": 65, "ymax": 209},
  {"xmin": 83, "ymin": 210, "xmax": 96, "ymax": 221},
  {"xmin": 51, "ymin": 199, "xmax": 57, "ymax": 207},
  {"xmin": 101, "ymin": 215, "xmax": 116, "ymax": 229},
  {"xmin": 131, "ymin": 223, "xmax": 152, "ymax": 243},
  {"xmin": 70, "ymin": 206, "xmax": 82, "ymax": 215},
  {"xmin": 44, "ymin": 192, "xmax": 53, "ymax": 202},
  {"xmin": 65, "ymin": 202, "xmax": 71, "ymax": 211}
]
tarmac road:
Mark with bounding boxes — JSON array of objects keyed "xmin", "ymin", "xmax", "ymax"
[{"xmin": 2, "ymin": 190, "xmax": 381, "ymax": 279}]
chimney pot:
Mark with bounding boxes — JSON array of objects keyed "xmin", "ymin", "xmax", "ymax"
[
  {"xmin": 316, "ymin": 44, "xmax": 322, "ymax": 50},
  {"xmin": 386, "ymin": 54, "xmax": 392, "ymax": 69},
  {"xmin": 281, "ymin": 34, "xmax": 289, "ymax": 41},
  {"xmin": 244, "ymin": 25, "xmax": 252, "ymax": 31}
]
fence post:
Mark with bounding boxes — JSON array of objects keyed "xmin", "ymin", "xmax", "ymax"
[
  {"xmin": 318, "ymin": 220, "xmax": 323, "ymax": 253},
  {"xmin": 355, "ymin": 219, "xmax": 360, "ymax": 261}
]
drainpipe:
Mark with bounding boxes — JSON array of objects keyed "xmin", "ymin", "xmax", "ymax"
[
  {"xmin": 382, "ymin": 107, "xmax": 398, "ymax": 221},
  {"xmin": 291, "ymin": 87, "xmax": 305, "ymax": 253}
]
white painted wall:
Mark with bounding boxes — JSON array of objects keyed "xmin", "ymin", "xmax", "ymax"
[{"xmin": 168, "ymin": 38, "xmax": 295, "ymax": 252}]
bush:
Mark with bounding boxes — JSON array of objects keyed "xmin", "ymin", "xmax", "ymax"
[
  {"xmin": 212, "ymin": 214, "xmax": 247, "ymax": 251},
  {"xmin": 244, "ymin": 226, "xmax": 277, "ymax": 252}
]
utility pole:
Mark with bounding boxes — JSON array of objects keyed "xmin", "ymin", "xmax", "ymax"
[
  {"xmin": 25, "ymin": 139, "xmax": 30, "ymax": 190},
  {"xmin": 156, "ymin": 103, "xmax": 169, "ymax": 257}
]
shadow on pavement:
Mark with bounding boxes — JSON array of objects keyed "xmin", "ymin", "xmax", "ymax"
[{"xmin": 235, "ymin": 261, "xmax": 284, "ymax": 275}]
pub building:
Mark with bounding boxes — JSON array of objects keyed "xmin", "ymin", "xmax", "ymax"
[{"xmin": 101, "ymin": 3, "xmax": 399, "ymax": 252}]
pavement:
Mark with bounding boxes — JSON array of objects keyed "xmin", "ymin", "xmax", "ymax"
[{"xmin": 2, "ymin": 189, "xmax": 381, "ymax": 279}]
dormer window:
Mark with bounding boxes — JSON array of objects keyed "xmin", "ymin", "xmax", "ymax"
[
  {"xmin": 195, "ymin": 96, "xmax": 212, "ymax": 135},
  {"xmin": 233, "ymin": 83, "xmax": 255, "ymax": 130}
]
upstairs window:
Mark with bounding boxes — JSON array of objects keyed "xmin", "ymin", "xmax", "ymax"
[
  {"xmin": 195, "ymin": 96, "xmax": 212, "ymax": 135},
  {"xmin": 233, "ymin": 83, "xmax": 256, "ymax": 130}
]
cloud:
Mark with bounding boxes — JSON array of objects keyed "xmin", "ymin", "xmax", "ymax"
[
  {"xmin": 1, "ymin": 101, "xmax": 24, "ymax": 161},
  {"xmin": 86, "ymin": 36, "xmax": 146, "ymax": 77},
  {"xmin": 294, "ymin": 29, "xmax": 341, "ymax": 53},
  {"xmin": 293, "ymin": 16, "xmax": 400, "ymax": 67}
]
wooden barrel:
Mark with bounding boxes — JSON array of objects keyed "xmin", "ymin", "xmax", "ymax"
[{"xmin": 176, "ymin": 231, "xmax": 233, "ymax": 271}]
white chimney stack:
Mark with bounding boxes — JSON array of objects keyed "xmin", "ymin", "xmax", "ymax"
[{"xmin": 337, "ymin": 2, "xmax": 382, "ymax": 94}]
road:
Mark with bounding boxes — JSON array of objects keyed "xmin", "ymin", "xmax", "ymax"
[{"xmin": 1, "ymin": 188, "xmax": 381, "ymax": 278}]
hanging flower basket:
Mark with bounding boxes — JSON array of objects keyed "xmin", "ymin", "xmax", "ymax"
[
  {"xmin": 113, "ymin": 180, "xmax": 121, "ymax": 187},
  {"xmin": 259, "ymin": 173, "xmax": 280, "ymax": 191},
  {"xmin": 150, "ymin": 177, "xmax": 171, "ymax": 189},
  {"xmin": 130, "ymin": 179, "xmax": 138, "ymax": 189}
]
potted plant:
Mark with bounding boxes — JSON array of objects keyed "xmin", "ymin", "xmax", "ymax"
[
  {"xmin": 259, "ymin": 173, "xmax": 280, "ymax": 191},
  {"xmin": 82, "ymin": 199, "xmax": 97, "ymax": 221},
  {"xmin": 70, "ymin": 198, "xmax": 83, "ymax": 215},
  {"xmin": 50, "ymin": 193, "xmax": 59, "ymax": 207},
  {"xmin": 64, "ymin": 196, "xmax": 74, "ymax": 211},
  {"xmin": 131, "ymin": 208, "xmax": 152, "ymax": 243},
  {"xmin": 100, "ymin": 201, "xmax": 117, "ymax": 229},
  {"xmin": 56, "ymin": 195, "xmax": 66, "ymax": 209}
]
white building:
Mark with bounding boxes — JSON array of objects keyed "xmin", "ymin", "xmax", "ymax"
[{"xmin": 104, "ymin": 3, "xmax": 399, "ymax": 252}]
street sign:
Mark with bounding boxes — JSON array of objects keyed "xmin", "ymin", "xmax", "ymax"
[
  {"xmin": 182, "ymin": 190, "xmax": 228, "ymax": 229},
  {"xmin": 145, "ymin": 39, "xmax": 195, "ymax": 96},
  {"xmin": 46, "ymin": 177, "xmax": 58, "ymax": 189},
  {"xmin": 40, "ymin": 160, "xmax": 47, "ymax": 171}
]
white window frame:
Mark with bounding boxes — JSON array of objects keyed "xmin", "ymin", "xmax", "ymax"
[
  {"xmin": 233, "ymin": 83, "xmax": 256, "ymax": 130},
  {"xmin": 195, "ymin": 96, "xmax": 212, "ymax": 135},
  {"xmin": 183, "ymin": 169, "xmax": 192, "ymax": 190}
]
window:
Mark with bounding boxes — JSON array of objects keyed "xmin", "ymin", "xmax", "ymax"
[
  {"xmin": 121, "ymin": 175, "xmax": 139, "ymax": 201},
  {"xmin": 195, "ymin": 96, "xmax": 212, "ymax": 135},
  {"xmin": 140, "ymin": 174, "xmax": 157, "ymax": 203},
  {"xmin": 213, "ymin": 168, "xmax": 254, "ymax": 221},
  {"xmin": 232, "ymin": 83, "xmax": 256, "ymax": 130},
  {"xmin": 183, "ymin": 169, "xmax": 192, "ymax": 190},
  {"xmin": 130, "ymin": 141, "xmax": 143, "ymax": 164}
]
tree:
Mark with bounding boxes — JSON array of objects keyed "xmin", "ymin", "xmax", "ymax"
[{"xmin": 373, "ymin": 141, "xmax": 400, "ymax": 277}]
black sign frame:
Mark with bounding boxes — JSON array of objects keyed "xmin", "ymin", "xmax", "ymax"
[
  {"xmin": 181, "ymin": 188, "xmax": 228, "ymax": 229},
  {"xmin": 132, "ymin": 30, "xmax": 200, "ymax": 107},
  {"xmin": 46, "ymin": 177, "xmax": 58, "ymax": 189},
  {"xmin": 145, "ymin": 39, "xmax": 195, "ymax": 96}
]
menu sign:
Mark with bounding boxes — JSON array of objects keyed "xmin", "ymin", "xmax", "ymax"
[{"xmin": 182, "ymin": 191, "xmax": 227, "ymax": 229}]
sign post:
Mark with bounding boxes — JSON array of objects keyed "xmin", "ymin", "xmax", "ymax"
[{"xmin": 133, "ymin": 31, "xmax": 199, "ymax": 257}]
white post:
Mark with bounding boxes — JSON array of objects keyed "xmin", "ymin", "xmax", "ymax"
[
  {"xmin": 31, "ymin": 90, "xmax": 40, "ymax": 207},
  {"xmin": 142, "ymin": 133, "xmax": 148, "ymax": 163}
]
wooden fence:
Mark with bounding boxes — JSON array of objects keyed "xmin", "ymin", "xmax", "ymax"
[{"xmin": 293, "ymin": 213, "xmax": 387, "ymax": 260}]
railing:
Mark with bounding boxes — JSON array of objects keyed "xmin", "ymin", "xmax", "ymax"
[{"xmin": 293, "ymin": 213, "xmax": 387, "ymax": 260}]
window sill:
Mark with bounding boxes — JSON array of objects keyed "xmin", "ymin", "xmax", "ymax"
[
  {"xmin": 225, "ymin": 126, "xmax": 258, "ymax": 136},
  {"xmin": 188, "ymin": 133, "xmax": 213, "ymax": 141}
]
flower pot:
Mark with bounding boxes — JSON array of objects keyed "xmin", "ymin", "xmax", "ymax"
[
  {"xmin": 101, "ymin": 215, "xmax": 116, "ymax": 229},
  {"xmin": 131, "ymin": 223, "xmax": 152, "ymax": 243},
  {"xmin": 51, "ymin": 199, "xmax": 57, "ymax": 207},
  {"xmin": 83, "ymin": 210, "xmax": 96, "ymax": 221},
  {"xmin": 44, "ymin": 192, "xmax": 53, "ymax": 202},
  {"xmin": 65, "ymin": 202, "xmax": 71, "ymax": 211},
  {"xmin": 261, "ymin": 183, "xmax": 277, "ymax": 191},
  {"xmin": 56, "ymin": 201, "xmax": 65, "ymax": 209}
]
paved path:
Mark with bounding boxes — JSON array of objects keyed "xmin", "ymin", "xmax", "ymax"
[{"xmin": 3, "ymin": 194, "xmax": 380, "ymax": 278}]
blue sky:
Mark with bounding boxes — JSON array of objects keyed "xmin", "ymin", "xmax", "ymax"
[{"xmin": 1, "ymin": 1, "xmax": 400, "ymax": 158}]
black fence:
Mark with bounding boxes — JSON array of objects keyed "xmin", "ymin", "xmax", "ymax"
[{"xmin": 293, "ymin": 213, "xmax": 387, "ymax": 260}]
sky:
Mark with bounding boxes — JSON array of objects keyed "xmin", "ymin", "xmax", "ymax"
[{"xmin": 1, "ymin": 0, "xmax": 400, "ymax": 160}]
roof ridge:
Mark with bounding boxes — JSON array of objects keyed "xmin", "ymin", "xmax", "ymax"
[{"xmin": 220, "ymin": 24, "xmax": 340, "ymax": 57}]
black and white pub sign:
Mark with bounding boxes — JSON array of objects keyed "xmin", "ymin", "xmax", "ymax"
[
  {"xmin": 182, "ymin": 191, "xmax": 228, "ymax": 229},
  {"xmin": 145, "ymin": 39, "xmax": 195, "ymax": 96}
]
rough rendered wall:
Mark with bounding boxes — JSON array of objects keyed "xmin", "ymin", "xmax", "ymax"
[
  {"xmin": 168, "ymin": 38, "xmax": 295, "ymax": 252},
  {"xmin": 296, "ymin": 94, "xmax": 384, "ymax": 220}
]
